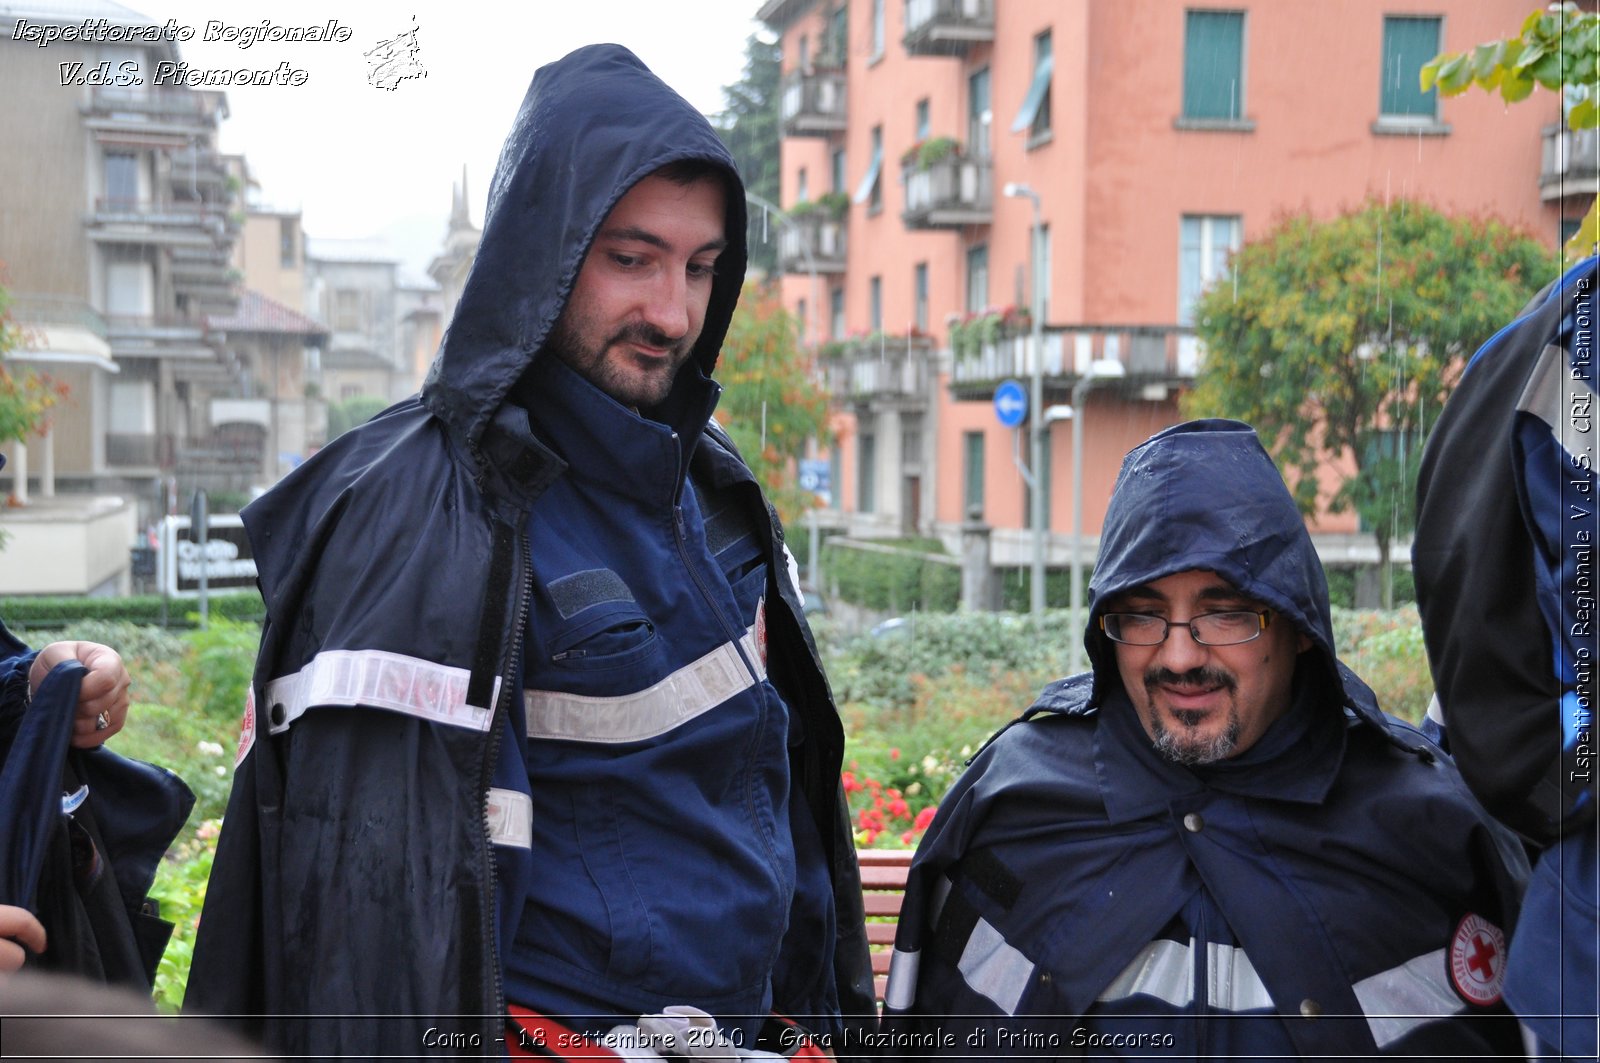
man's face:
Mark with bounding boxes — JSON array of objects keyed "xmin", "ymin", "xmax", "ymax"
[
  {"xmin": 546, "ymin": 173, "xmax": 728, "ymax": 408},
  {"xmin": 1106, "ymin": 569, "xmax": 1311, "ymax": 765}
]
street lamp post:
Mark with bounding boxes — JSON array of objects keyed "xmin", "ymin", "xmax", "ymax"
[
  {"xmin": 1003, "ymin": 182, "xmax": 1047, "ymax": 624},
  {"xmin": 1069, "ymin": 358, "xmax": 1124, "ymax": 673}
]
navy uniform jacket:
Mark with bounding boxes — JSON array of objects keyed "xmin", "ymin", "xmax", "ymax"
[
  {"xmin": 881, "ymin": 421, "xmax": 1528, "ymax": 1059},
  {"xmin": 185, "ymin": 45, "xmax": 872, "ymax": 1057}
]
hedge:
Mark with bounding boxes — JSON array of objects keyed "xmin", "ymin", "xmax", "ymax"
[
  {"xmin": 0, "ymin": 592, "xmax": 265, "ymax": 632},
  {"xmin": 824, "ymin": 539, "xmax": 960, "ymax": 613}
]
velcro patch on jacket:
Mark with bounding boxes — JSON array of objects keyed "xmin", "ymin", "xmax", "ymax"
[
  {"xmin": 547, "ymin": 569, "xmax": 635, "ymax": 620},
  {"xmin": 486, "ymin": 787, "xmax": 533, "ymax": 849}
]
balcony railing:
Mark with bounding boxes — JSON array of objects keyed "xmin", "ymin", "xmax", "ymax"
[
  {"xmin": 1541, "ymin": 124, "xmax": 1600, "ymax": 200},
  {"xmin": 6, "ymin": 295, "xmax": 107, "ymax": 336},
  {"xmin": 780, "ymin": 69, "xmax": 847, "ymax": 137},
  {"xmin": 105, "ymin": 432, "xmax": 162, "ymax": 467},
  {"xmin": 778, "ymin": 214, "xmax": 847, "ymax": 274},
  {"xmin": 948, "ymin": 324, "xmax": 1200, "ymax": 396},
  {"xmin": 902, "ymin": 156, "xmax": 992, "ymax": 229},
  {"xmin": 87, "ymin": 198, "xmax": 231, "ymax": 247},
  {"xmin": 84, "ymin": 87, "xmax": 224, "ymax": 124},
  {"xmin": 825, "ymin": 336, "xmax": 935, "ymax": 406},
  {"xmin": 903, "ymin": 0, "xmax": 995, "ymax": 56}
]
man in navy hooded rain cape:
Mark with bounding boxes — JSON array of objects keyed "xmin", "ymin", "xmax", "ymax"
[
  {"xmin": 879, "ymin": 419, "xmax": 1528, "ymax": 1060},
  {"xmin": 186, "ymin": 44, "xmax": 873, "ymax": 1057}
]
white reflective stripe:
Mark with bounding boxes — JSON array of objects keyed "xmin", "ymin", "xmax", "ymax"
[
  {"xmin": 1099, "ymin": 939, "xmax": 1193, "ymax": 1008},
  {"xmin": 1098, "ymin": 939, "xmax": 1274, "ymax": 1012},
  {"xmin": 958, "ymin": 918, "xmax": 1035, "ymax": 1015},
  {"xmin": 263, "ymin": 649, "xmax": 497, "ymax": 735},
  {"xmin": 526, "ymin": 626, "xmax": 766, "ymax": 744},
  {"xmin": 885, "ymin": 948, "xmax": 920, "ymax": 1012},
  {"xmin": 485, "ymin": 787, "xmax": 533, "ymax": 849},
  {"xmin": 1519, "ymin": 341, "xmax": 1597, "ymax": 470},
  {"xmin": 1207, "ymin": 942, "xmax": 1275, "ymax": 1011},
  {"xmin": 1353, "ymin": 948, "xmax": 1465, "ymax": 1050}
]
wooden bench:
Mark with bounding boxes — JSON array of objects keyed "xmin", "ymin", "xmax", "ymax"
[{"xmin": 858, "ymin": 849, "xmax": 914, "ymax": 1007}]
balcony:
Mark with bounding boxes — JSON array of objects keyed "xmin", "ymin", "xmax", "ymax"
[
  {"xmin": 779, "ymin": 212, "xmax": 847, "ymax": 274},
  {"xmin": 903, "ymin": 0, "xmax": 995, "ymax": 56},
  {"xmin": 824, "ymin": 335, "xmax": 935, "ymax": 410},
  {"xmin": 87, "ymin": 198, "xmax": 231, "ymax": 248},
  {"xmin": 82, "ymin": 87, "xmax": 225, "ymax": 139},
  {"xmin": 1540, "ymin": 124, "xmax": 1600, "ymax": 200},
  {"xmin": 780, "ymin": 68, "xmax": 847, "ymax": 137},
  {"xmin": 948, "ymin": 323, "xmax": 1200, "ymax": 401},
  {"xmin": 105, "ymin": 432, "xmax": 164, "ymax": 468},
  {"xmin": 902, "ymin": 155, "xmax": 992, "ymax": 229},
  {"xmin": 104, "ymin": 315, "xmax": 217, "ymax": 362}
]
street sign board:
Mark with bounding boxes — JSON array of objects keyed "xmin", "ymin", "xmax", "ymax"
[
  {"xmin": 160, "ymin": 514, "xmax": 257, "ymax": 597},
  {"xmin": 994, "ymin": 378, "xmax": 1028, "ymax": 428}
]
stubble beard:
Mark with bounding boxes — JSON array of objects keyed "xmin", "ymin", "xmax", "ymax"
[
  {"xmin": 1143, "ymin": 666, "xmax": 1241, "ymax": 766},
  {"xmin": 546, "ymin": 314, "xmax": 693, "ymax": 409}
]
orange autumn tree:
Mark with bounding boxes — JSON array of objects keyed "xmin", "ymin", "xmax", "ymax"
[{"xmin": 714, "ymin": 280, "xmax": 832, "ymax": 526}]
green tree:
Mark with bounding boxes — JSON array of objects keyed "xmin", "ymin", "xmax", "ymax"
[
  {"xmin": 1423, "ymin": 2, "xmax": 1600, "ymax": 256},
  {"xmin": 715, "ymin": 280, "xmax": 831, "ymax": 525},
  {"xmin": 714, "ymin": 33, "xmax": 781, "ymax": 276},
  {"xmin": 1184, "ymin": 200, "xmax": 1553, "ymax": 605},
  {"xmin": 0, "ymin": 282, "xmax": 66, "ymax": 449},
  {"xmin": 326, "ymin": 394, "xmax": 388, "ymax": 440}
]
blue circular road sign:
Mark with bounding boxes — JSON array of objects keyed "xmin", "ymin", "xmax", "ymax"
[{"xmin": 994, "ymin": 378, "xmax": 1028, "ymax": 428}]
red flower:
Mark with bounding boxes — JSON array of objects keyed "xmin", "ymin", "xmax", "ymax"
[
  {"xmin": 887, "ymin": 798, "xmax": 910, "ymax": 819},
  {"xmin": 890, "ymin": 748, "xmax": 901, "ymax": 760},
  {"xmin": 842, "ymin": 771, "xmax": 863, "ymax": 793},
  {"xmin": 913, "ymin": 806, "xmax": 938, "ymax": 831},
  {"xmin": 901, "ymin": 831, "xmax": 914, "ymax": 845}
]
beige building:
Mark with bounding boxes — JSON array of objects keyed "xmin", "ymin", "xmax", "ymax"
[{"xmin": 0, "ymin": 0, "xmax": 248, "ymax": 588}]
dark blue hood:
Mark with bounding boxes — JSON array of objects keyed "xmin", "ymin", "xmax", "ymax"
[
  {"xmin": 421, "ymin": 44, "xmax": 748, "ymax": 461},
  {"xmin": 1086, "ymin": 419, "xmax": 1379, "ymax": 725}
]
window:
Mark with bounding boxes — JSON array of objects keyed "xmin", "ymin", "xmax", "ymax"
[
  {"xmin": 104, "ymin": 151, "xmax": 138, "ymax": 205},
  {"xmin": 871, "ymin": 0, "xmax": 885, "ymax": 59},
  {"xmin": 963, "ymin": 431, "xmax": 986, "ymax": 517},
  {"xmin": 902, "ymin": 414, "xmax": 924, "ymax": 469},
  {"xmin": 1178, "ymin": 215, "xmax": 1241, "ymax": 325},
  {"xmin": 796, "ymin": 167, "xmax": 809, "ymax": 203},
  {"xmin": 1380, "ymin": 16, "xmax": 1441, "ymax": 120},
  {"xmin": 869, "ymin": 275, "xmax": 883, "ymax": 333},
  {"xmin": 109, "ymin": 379, "xmax": 156, "ymax": 434},
  {"xmin": 824, "ymin": 3, "xmax": 848, "ymax": 67},
  {"xmin": 105, "ymin": 251, "xmax": 153, "ymax": 317},
  {"xmin": 858, "ymin": 432, "xmax": 877, "ymax": 513},
  {"xmin": 831, "ymin": 147, "xmax": 848, "ymax": 194},
  {"xmin": 280, "ymin": 218, "xmax": 298, "ymax": 268},
  {"xmin": 830, "ymin": 286, "xmax": 846, "ymax": 339},
  {"xmin": 913, "ymin": 262, "xmax": 929, "ymax": 334},
  {"xmin": 854, "ymin": 125, "xmax": 883, "ymax": 210},
  {"xmin": 968, "ymin": 68, "xmax": 992, "ymax": 159},
  {"xmin": 966, "ymin": 244, "xmax": 989, "ymax": 315},
  {"xmin": 1012, "ymin": 30, "xmax": 1053, "ymax": 142},
  {"xmin": 1183, "ymin": 10, "xmax": 1245, "ymax": 121},
  {"xmin": 333, "ymin": 289, "xmax": 362, "ymax": 331},
  {"xmin": 798, "ymin": 33, "xmax": 810, "ymax": 71},
  {"xmin": 915, "ymin": 97, "xmax": 931, "ymax": 141}
]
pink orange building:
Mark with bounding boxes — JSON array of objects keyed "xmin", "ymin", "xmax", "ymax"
[{"xmin": 759, "ymin": 0, "xmax": 1581, "ymax": 590}]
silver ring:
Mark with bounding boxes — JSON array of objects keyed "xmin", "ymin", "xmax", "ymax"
[{"xmin": 94, "ymin": 711, "xmax": 110, "ymax": 732}]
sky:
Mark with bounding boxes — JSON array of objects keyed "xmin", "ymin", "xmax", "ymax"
[{"xmin": 131, "ymin": 0, "xmax": 769, "ymax": 278}]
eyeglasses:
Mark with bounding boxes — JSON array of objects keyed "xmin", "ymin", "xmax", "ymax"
[{"xmin": 1099, "ymin": 609, "xmax": 1272, "ymax": 647}]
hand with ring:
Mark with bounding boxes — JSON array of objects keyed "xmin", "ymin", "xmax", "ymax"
[{"xmin": 30, "ymin": 642, "xmax": 131, "ymax": 749}]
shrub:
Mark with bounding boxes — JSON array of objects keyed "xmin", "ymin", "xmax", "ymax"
[
  {"xmin": 824, "ymin": 538, "xmax": 959, "ymax": 613},
  {"xmin": 0, "ymin": 592, "xmax": 263, "ymax": 632},
  {"xmin": 1331, "ymin": 605, "xmax": 1432, "ymax": 723}
]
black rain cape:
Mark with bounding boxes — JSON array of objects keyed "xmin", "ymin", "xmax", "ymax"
[
  {"xmin": 186, "ymin": 44, "xmax": 872, "ymax": 1056},
  {"xmin": 880, "ymin": 420, "xmax": 1527, "ymax": 1058}
]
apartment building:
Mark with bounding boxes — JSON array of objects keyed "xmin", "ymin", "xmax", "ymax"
[
  {"xmin": 761, "ymin": 0, "xmax": 1572, "ymax": 577},
  {"xmin": 0, "ymin": 1, "xmax": 251, "ymax": 589}
]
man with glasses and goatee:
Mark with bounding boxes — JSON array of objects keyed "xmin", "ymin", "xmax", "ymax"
[{"xmin": 879, "ymin": 419, "xmax": 1530, "ymax": 1060}]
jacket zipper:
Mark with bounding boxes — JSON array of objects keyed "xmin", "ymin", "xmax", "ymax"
[{"xmin": 478, "ymin": 522, "xmax": 533, "ymax": 1047}]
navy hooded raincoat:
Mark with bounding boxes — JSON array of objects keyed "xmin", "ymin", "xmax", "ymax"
[
  {"xmin": 185, "ymin": 45, "xmax": 872, "ymax": 1057},
  {"xmin": 878, "ymin": 420, "xmax": 1528, "ymax": 1060}
]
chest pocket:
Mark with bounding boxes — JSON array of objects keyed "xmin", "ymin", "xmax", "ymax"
[
  {"xmin": 694, "ymin": 482, "xmax": 767, "ymax": 622},
  {"xmin": 540, "ymin": 568, "xmax": 659, "ymax": 674}
]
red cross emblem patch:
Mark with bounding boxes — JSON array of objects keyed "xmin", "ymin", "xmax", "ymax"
[
  {"xmin": 235, "ymin": 686, "xmax": 257, "ymax": 768},
  {"xmin": 1448, "ymin": 913, "xmax": 1506, "ymax": 1006}
]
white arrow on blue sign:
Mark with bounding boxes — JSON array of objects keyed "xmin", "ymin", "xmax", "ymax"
[{"xmin": 994, "ymin": 379, "xmax": 1028, "ymax": 428}]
